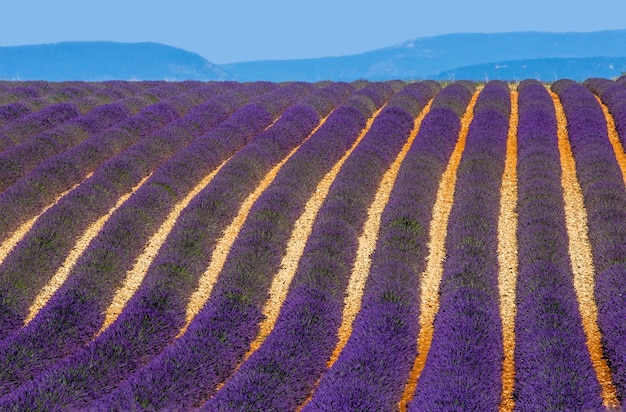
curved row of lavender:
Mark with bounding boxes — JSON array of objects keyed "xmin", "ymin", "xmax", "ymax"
[
  {"xmin": 303, "ymin": 82, "xmax": 489, "ymax": 411},
  {"xmin": 199, "ymin": 81, "xmax": 448, "ymax": 411},
  {"xmin": 0, "ymin": 98, "xmax": 137, "ymax": 192},
  {"xmin": 0, "ymin": 83, "xmax": 95, "ymax": 127},
  {"xmin": 0, "ymin": 84, "xmax": 234, "ymax": 192},
  {"xmin": 94, "ymin": 83, "xmax": 396, "ymax": 411},
  {"xmin": 0, "ymin": 82, "xmax": 286, "ymax": 401},
  {"xmin": 0, "ymin": 83, "xmax": 238, "ymax": 246},
  {"xmin": 407, "ymin": 81, "xmax": 510, "ymax": 411},
  {"xmin": 0, "ymin": 81, "xmax": 116, "ymax": 109},
  {"xmin": 0, "ymin": 103, "xmax": 32, "ymax": 126},
  {"xmin": 554, "ymin": 79, "xmax": 626, "ymax": 400},
  {"xmin": 513, "ymin": 79, "xmax": 603, "ymax": 410},
  {"xmin": 0, "ymin": 99, "xmax": 190, "ymax": 339},
  {"xmin": 584, "ymin": 78, "xmax": 626, "ymax": 157},
  {"xmin": 0, "ymin": 81, "xmax": 161, "ymax": 151},
  {"xmin": 0, "ymin": 102, "xmax": 81, "ymax": 151},
  {"xmin": 0, "ymin": 83, "xmax": 349, "ymax": 410}
]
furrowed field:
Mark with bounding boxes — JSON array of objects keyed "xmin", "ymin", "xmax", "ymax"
[{"xmin": 0, "ymin": 77, "xmax": 626, "ymax": 411}]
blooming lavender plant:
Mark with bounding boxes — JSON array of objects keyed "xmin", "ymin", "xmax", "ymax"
[
  {"xmin": 0, "ymin": 85, "xmax": 337, "ymax": 411},
  {"xmin": 93, "ymin": 85, "xmax": 406, "ymax": 411},
  {"xmin": 409, "ymin": 81, "xmax": 510, "ymax": 411},
  {"xmin": 513, "ymin": 79, "xmax": 603, "ymax": 410},
  {"xmin": 203, "ymin": 84, "xmax": 451, "ymax": 411},
  {"xmin": 306, "ymin": 84, "xmax": 510, "ymax": 412},
  {"xmin": 0, "ymin": 102, "xmax": 30, "ymax": 125},
  {"xmin": 0, "ymin": 102, "xmax": 131, "ymax": 192},
  {"xmin": 554, "ymin": 80, "xmax": 626, "ymax": 400},
  {"xmin": 0, "ymin": 102, "xmax": 79, "ymax": 151},
  {"xmin": 0, "ymin": 84, "xmax": 248, "ymax": 246},
  {"xmin": 584, "ymin": 77, "xmax": 626, "ymax": 151},
  {"xmin": 0, "ymin": 84, "xmax": 306, "ymax": 406}
]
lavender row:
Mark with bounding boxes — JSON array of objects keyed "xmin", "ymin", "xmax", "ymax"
[
  {"xmin": 0, "ymin": 102, "xmax": 31, "ymax": 125},
  {"xmin": 0, "ymin": 81, "xmax": 94, "ymax": 107},
  {"xmin": 305, "ymin": 83, "xmax": 487, "ymax": 411},
  {"xmin": 0, "ymin": 102, "xmax": 81, "ymax": 152},
  {"xmin": 0, "ymin": 100, "xmax": 133, "ymax": 192},
  {"xmin": 553, "ymin": 80, "xmax": 626, "ymax": 400},
  {"xmin": 0, "ymin": 82, "xmax": 229, "ymax": 193},
  {"xmin": 409, "ymin": 81, "xmax": 510, "ymax": 410},
  {"xmin": 94, "ymin": 83, "xmax": 426, "ymax": 411},
  {"xmin": 513, "ymin": 80, "xmax": 603, "ymax": 410},
  {"xmin": 0, "ymin": 101, "xmax": 182, "ymax": 339},
  {"xmin": 5, "ymin": 84, "xmax": 349, "ymax": 411},
  {"xmin": 201, "ymin": 82, "xmax": 444, "ymax": 411},
  {"xmin": 0, "ymin": 83, "xmax": 242, "ymax": 244},
  {"xmin": 0, "ymin": 81, "xmax": 200, "ymax": 183},
  {"xmin": 584, "ymin": 77, "xmax": 626, "ymax": 152},
  {"xmin": 305, "ymin": 82, "xmax": 472, "ymax": 410},
  {"xmin": 0, "ymin": 83, "xmax": 283, "ymax": 398}
]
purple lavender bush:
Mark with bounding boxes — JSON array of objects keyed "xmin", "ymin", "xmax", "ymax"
[
  {"xmin": 584, "ymin": 77, "xmax": 626, "ymax": 153},
  {"xmin": 305, "ymin": 83, "xmax": 501, "ymax": 412},
  {"xmin": 0, "ymin": 85, "xmax": 324, "ymax": 410},
  {"xmin": 94, "ymin": 84, "xmax": 397, "ymax": 411},
  {"xmin": 408, "ymin": 81, "xmax": 509, "ymax": 411},
  {"xmin": 554, "ymin": 81, "xmax": 626, "ymax": 401},
  {"xmin": 0, "ymin": 103, "xmax": 30, "ymax": 125},
  {"xmin": 0, "ymin": 103, "xmax": 79, "ymax": 151},
  {"xmin": 0, "ymin": 83, "xmax": 248, "ymax": 246},
  {"xmin": 513, "ymin": 79, "xmax": 603, "ymax": 410},
  {"xmin": 94, "ymin": 85, "xmax": 404, "ymax": 412},
  {"xmin": 0, "ymin": 102, "xmax": 131, "ymax": 192},
  {"xmin": 202, "ymin": 84, "xmax": 446, "ymax": 411},
  {"xmin": 0, "ymin": 84, "xmax": 284, "ymax": 400}
]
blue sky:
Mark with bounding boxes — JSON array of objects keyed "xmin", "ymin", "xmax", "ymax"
[{"xmin": 2, "ymin": 0, "xmax": 625, "ymax": 64}]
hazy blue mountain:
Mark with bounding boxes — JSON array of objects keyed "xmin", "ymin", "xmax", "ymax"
[
  {"xmin": 1, "ymin": 31, "xmax": 626, "ymax": 82},
  {"xmin": 222, "ymin": 30, "xmax": 626, "ymax": 81},
  {"xmin": 435, "ymin": 57, "xmax": 626, "ymax": 82},
  {"xmin": 0, "ymin": 41, "xmax": 227, "ymax": 81}
]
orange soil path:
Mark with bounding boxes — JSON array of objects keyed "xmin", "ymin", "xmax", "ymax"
[
  {"xmin": 177, "ymin": 113, "xmax": 332, "ymax": 337},
  {"xmin": 497, "ymin": 91, "xmax": 518, "ymax": 412},
  {"xmin": 399, "ymin": 90, "xmax": 480, "ymax": 410},
  {"xmin": 550, "ymin": 90, "xmax": 619, "ymax": 408},
  {"xmin": 25, "ymin": 175, "xmax": 151, "ymax": 325}
]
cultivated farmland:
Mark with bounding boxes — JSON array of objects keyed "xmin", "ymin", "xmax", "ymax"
[{"xmin": 0, "ymin": 77, "xmax": 625, "ymax": 411}]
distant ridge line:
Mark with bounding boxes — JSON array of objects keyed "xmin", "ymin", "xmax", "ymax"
[{"xmin": 1, "ymin": 30, "xmax": 626, "ymax": 81}]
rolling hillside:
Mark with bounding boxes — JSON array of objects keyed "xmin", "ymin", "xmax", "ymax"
[{"xmin": 2, "ymin": 31, "xmax": 626, "ymax": 81}]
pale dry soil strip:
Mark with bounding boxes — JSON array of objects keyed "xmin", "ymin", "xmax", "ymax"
[
  {"xmin": 497, "ymin": 91, "xmax": 518, "ymax": 412},
  {"xmin": 327, "ymin": 100, "xmax": 434, "ymax": 368},
  {"xmin": 241, "ymin": 106, "xmax": 386, "ymax": 362},
  {"xmin": 177, "ymin": 113, "xmax": 332, "ymax": 337},
  {"xmin": 0, "ymin": 173, "xmax": 94, "ymax": 266},
  {"xmin": 550, "ymin": 90, "xmax": 619, "ymax": 408},
  {"xmin": 97, "ymin": 161, "xmax": 230, "ymax": 335},
  {"xmin": 594, "ymin": 95, "xmax": 626, "ymax": 186},
  {"xmin": 25, "ymin": 175, "xmax": 152, "ymax": 326},
  {"xmin": 399, "ymin": 91, "xmax": 480, "ymax": 411}
]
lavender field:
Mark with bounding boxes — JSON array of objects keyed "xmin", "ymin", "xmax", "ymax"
[{"xmin": 0, "ymin": 77, "xmax": 626, "ymax": 411}]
